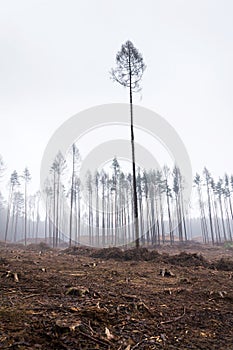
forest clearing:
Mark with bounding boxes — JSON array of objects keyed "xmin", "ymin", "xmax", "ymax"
[
  {"xmin": 1, "ymin": 2, "xmax": 233, "ymax": 350},
  {"xmin": 0, "ymin": 242, "xmax": 233, "ymax": 349}
]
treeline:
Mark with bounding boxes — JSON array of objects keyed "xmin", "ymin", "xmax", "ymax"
[
  {"xmin": 42, "ymin": 148, "xmax": 233, "ymax": 247},
  {"xmin": 194, "ymin": 169, "xmax": 233, "ymax": 244},
  {"xmin": 0, "ymin": 158, "xmax": 44, "ymax": 244},
  {"xmin": 0, "ymin": 151, "xmax": 233, "ymax": 247}
]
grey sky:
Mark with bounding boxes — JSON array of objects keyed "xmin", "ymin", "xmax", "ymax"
[{"xmin": 1, "ymin": 0, "xmax": 233, "ymax": 192}]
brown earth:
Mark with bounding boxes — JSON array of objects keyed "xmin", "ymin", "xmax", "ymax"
[{"xmin": 0, "ymin": 242, "xmax": 233, "ymax": 349}]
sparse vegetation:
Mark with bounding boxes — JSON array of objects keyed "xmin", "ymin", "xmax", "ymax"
[{"xmin": 0, "ymin": 243, "xmax": 233, "ymax": 349}]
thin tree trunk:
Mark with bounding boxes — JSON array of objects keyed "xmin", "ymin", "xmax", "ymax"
[
  {"xmin": 69, "ymin": 145, "xmax": 75, "ymax": 246},
  {"xmin": 24, "ymin": 181, "xmax": 27, "ymax": 245},
  {"xmin": 206, "ymin": 179, "xmax": 215, "ymax": 244},
  {"xmin": 219, "ymin": 194, "xmax": 226, "ymax": 241},
  {"xmin": 5, "ymin": 185, "xmax": 13, "ymax": 243},
  {"xmin": 128, "ymin": 47, "xmax": 139, "ymax": 249}
]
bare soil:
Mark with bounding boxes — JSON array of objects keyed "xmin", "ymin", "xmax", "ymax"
[{"xmin": 0, "ymin": 242, "xmax": 233, "ymax": 349}]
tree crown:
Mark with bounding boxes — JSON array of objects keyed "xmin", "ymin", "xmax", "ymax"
[{"xmin": 111, "ymin": 40, "xmax": 146, "ymax": 92}]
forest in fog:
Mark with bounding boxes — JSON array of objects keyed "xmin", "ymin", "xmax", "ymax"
[
  {"xmin": 1, "ymin": 38, "xmax": 233, "ymax": 249},
  {"xmin": 0, "ymin": 150, "xmax": 233, "ymax": 248}
]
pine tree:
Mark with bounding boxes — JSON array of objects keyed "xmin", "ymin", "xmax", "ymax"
[
  {"xmin": 203, "ymin": 168, "xmax": 215, "ymax": 244},
  {"xmin": 5, "ymin": 171, "xmax": 20, "ymax": 242},
  {"xmin": 51, "ymin": 151, "xmax": 66, "ymax": 247},
  {"xmin": 69, "ymin": 144, "xmax": 80, "ymax": 246},
  {"xmin": 111, "ymin": 40, "xmax": 146, "ymax": 248},
  {"xmin": 22, "ymin": 167, "xmax": 31, "ymax": 245}
]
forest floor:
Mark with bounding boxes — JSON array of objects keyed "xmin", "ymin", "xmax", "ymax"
[{"xmin": 0, "ymin": 241, "xmax": 233, "ymax": 349}]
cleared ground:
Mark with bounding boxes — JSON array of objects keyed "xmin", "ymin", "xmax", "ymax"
[{"xmin": 0, "ymin": 242, "xmax": 233, "ymax": 349}]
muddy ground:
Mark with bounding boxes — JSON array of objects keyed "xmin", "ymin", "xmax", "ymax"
[{"xmin": 0, "ymin": 242, "xmax": 233, "ymax": 349}]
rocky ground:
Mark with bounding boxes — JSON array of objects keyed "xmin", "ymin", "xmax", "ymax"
[{"xmin": 0, "ymin": 242, "xmax": 233, "ymax": 349}]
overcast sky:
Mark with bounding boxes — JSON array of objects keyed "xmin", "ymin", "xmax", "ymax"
[{"xmin": 1, "ymin": 0, "xmax": 233, "ymax": 193}]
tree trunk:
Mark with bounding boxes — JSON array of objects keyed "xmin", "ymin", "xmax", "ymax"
[
  {"xmin": 128, "ymin": 46, "xmax": 139, "ymax": 249},
  {"xmin": 69, "ymin": 144, "xmax": 75, "ymax": 246}
]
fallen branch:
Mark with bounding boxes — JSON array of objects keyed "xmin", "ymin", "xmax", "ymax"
[
  {"xmin": 136, "ymin": 301, "xmax": 154, "ymax": 316},
  {"xmin": 159, "ymin": 307, "xmax": 186, "ymax": 325},
  {"xmin": 131, "ymin": 337, "xmax": 158, "ymax": 349},
  {"xmin": 121, "ymin": 294, "xmax": 140, "ymax": 300},
  {"xmin": 22, "ymin": 294, "xmax": 39, "ymax": 299},
  {"xmin": 79, "ymin": 329, "xmax": 112, "ymax": 347},
  {"xmin": 2, "ymin": 341, "xmax": 30, "ymax": 349}
]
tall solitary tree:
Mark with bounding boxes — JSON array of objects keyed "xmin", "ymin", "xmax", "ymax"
[{"xmin": 111, "ymin": 40, "xmax": 146, "ymax": 248}]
